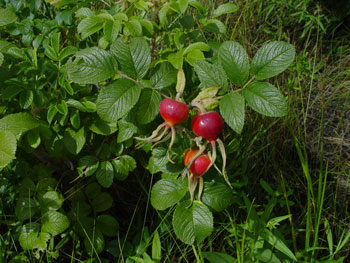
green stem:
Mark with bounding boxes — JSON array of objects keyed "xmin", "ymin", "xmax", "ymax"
[
  {"xmin": 197, "ymin": 244, "xmax": 204, "ymax": 263},
  {"xmin": 192, "ymin": 245, "xmax": 201, "ymax": 263}
]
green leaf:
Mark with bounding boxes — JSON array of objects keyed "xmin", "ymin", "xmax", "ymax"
[
  {"xmin": 42, "ymin": 211, "xmax": 70, "ymax": 236},
  {"xmin": 201, "ymin": 182, "xmax": 235, "ymax": 212},
  {"xmin": 212, "ymin": 3, "xmax": 239, "ymax": 18},
  {"xmin": 63, "ymin": 127, "xmax": 86, "ymax": 155},
  {"xmin": 219, "ymin": 92, "xmax": 245, "ymax": 134},
  {"xmin": 112, "ymin": 155, "xmax": 136, "ymax": 181},
  {"xmin": 117, "ymin": 118, "xmax": 137, "ymax": 143},
  {"xmin": 78, "ymin": 156, "xmax": 99, "ymax": 177},
  {"xmin": 135, "ymin": 88, "xmax": 161, "ymax": 124},
  {"xmin": 202, "ymin": 252, "xmax": 235, "ymax": 263},
  {"xmin": 15, "ymin": 197, "xmax": 38, "ymax": 221},
  {"xmin": 89, "ymin": 118, "xmax": 118, "ymax": 135},
  {"xmin": 172, "ymin": 200, "xmax": 213, "ymax": 245},
  {"xmin": 242, "ymin": 82, "xmax": 288, "ymax": 117},
  {"xmin": 0, "ymin": 131, "xmax": 16, "ymax": 169},
  {"xmin": 84, "ymin": 228, "xmax": 105, "ymax": 255},
  {"xmin": 0, "ymin": 112, "xmax": 41, "ymax": 136},
  {"xmin": 256, "ymin": 248, "xmax": 281, "ymax": 263},
  {"xmin": 251, "ymin": 41, "xmax": 295, "ymax": 80},
  {"xmin": 150, "ymin": 62, "xmax": 177, "ymax": 90},
  {"xmin": 151, "ymin": 179, "xmax": 187, "ymax": 210},
  {"xmin": 194, "ymin": 61, "xmax": 227, "ymax": 88},
  {"xmin": 66, "ymin": 47, "xmax": 118, "ymax": 84},
  {"xmin": 27, "ymin": 129, "xmax": 41, "ymax": 149},
  {"xmin": 77, "ymin": 15, "xmax": 104, "ymax": 39},
  {"xmin": 104, "ymin": 20, "xmax": 121, "ymax": 42},
  {"xmin": 158, "ymin": 3, "xmax": 170, "ymax": 26},
  {"xmin": 124, "ymin": 20, "xmax": 142, "ymax": 36},
  {"xmin": 39, "ymin": 191, "xmax": 64, "ymax": 212},
  {"xmin": 111, "ymin": 38, "xmax": 151, "ymax": 79},
  {"xmin": 260, "ymin": 229, "xmax": 297, "ymax": 261},
  {"xmin": 97, "ymin": 79, "xmax": 141, "ymax": 122},
  {"xmin": 0, "ymin": 9, "xmax": 17, "ymax": 26},
  {"xmin": 218, "ymin": 41, "xmax": 250, "ymax": 87},
  {"xmin": 91, "ymin": 192, "xmax": 113, "ymax": 212},
  {"xmin": 152, "ymin": 230, "xmax": 161, "ymax": 261},
  {"xmin": 19, "ymin": 90, "xmax": 33, "ymax": 109},
  {"xmin": 0, "ymin": 52, "xmax": 3, "ymax": 66},
  {"xmin": 59, "ymin": 46, "xmax": 78, "ymax": 61},
  {"xmin": 185, "ymin": 49, "xmax": 205, "ymax": 66},
  {"xmin": 19, "ymin": 223, "xmax": 49, "ymax": 250},
  {"xmin": 97, "ymin": 214, "xmax": 119, "ymax": 237},
  {"xmin": 203, "ymin": 19, "xmax": 226, "ymax": 34},
  {"xmin": 96, "ymin": 161, "xmax": 114, "ymax": 188}
]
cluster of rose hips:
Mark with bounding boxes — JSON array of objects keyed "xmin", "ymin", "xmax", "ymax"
[{"xmin": 136, "ymin": 96, "xmax": 230, "ymax": 201}]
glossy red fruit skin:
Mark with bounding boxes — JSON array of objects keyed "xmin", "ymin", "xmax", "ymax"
[
  {"xmin": 184, "ymin": 149, "xmax": 211, "ymax": 177},
  {"xmin": 191, "ymin": 111, "xmax": 223, "ymax": 141},
  {"xmin": 159, "ymin": 98, "xmax": 189, "ymax": 127}
]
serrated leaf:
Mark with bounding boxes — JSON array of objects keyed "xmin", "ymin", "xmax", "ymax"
[
  {"xmin": 97, "ymin": 214, "xmax": 119, "ymax": 237},
  {"xmin": 212, "ymin": 3, "xmax": 239, "ymax": 18},
  {"xmin": 19, "ymin": 90, "xmax": 33, "ymax": 109},
  {"xmin": 78, "ymin": 15, "xmax": 104, "ymax": 39},
  {"xmin": 251, "ymin": 41, "xmax": 295, "ymax": 80},
  {"xmin": 39, "ymin": 191, "xmax": 64, "ymax": 212},
  {"xmin": 243, "ymin": 82, "xmax": 288, "ymax": 117},
  {"xmin": 117, "ymin": 117, "xmax": 137, "ymax": 143},
  {"xmin": 19, "ymin": 223, "xmax": 43, "ymax": 250},
  {"xmin": 201, "ymin": 182, "xmax": 235, "ymax": 212},
  {"xmin": 151, "ymin": 179, "xmax": 187, "ymax": 210},
  {"xmin": 89, "ymin": 118, "xmax": 118, "ymax": 135},
  {"xmin": 63, "ymin": 127, "xmax": 86, "ymax": 155},
  {"xmin": 150, "ymin": 62, "xmax": 177, "ymax": 90},
  {"xmin": 124, "ymin": 20, "xmax": 142, "ymax": 36},
  {"xmin": 0, "ymin": 131, "xmax": 16, "ymax": 169},
  {"xmin": 84, "ymin": 228, "xmax": 104, "ymax": 255},
  {"xmin": 219, "ymin": 92, "xmax": 245, "ymax": 134},
  {"xmin": 66, "ymin": 47, "xmax": 117, "ymax": 84},
  {"xmin": 218, "ymin": 41, "xmax": 250, "ymax": 87},
  {"xmin": 97, "ymin": 79, "xmax": 141, "ymax": 122},
  {"xmin": 96, "ymin": 161, "xmax": 114, "ymax": 188},
  {"xmin": 112, "ymin": 155, "xmax": 136, "ymax": 181},
  {"xmin": 0, "ymin": 9, "xmax": 17, "ymax": 26},
  {"xmin": 173, "ymin": 200, "xmax": 213, "ymax": 245},
  {"xmin": 78, "ymin": 156, "xmax": 99, "ymax": 177},
  {"xmin": 202, "ymin": 252, "xmax": 235, "ymax": 263},
  {"xmin": 194, "ymin": 61, "xmax": 227, "ymax": 89},
  {"xmin": 135, "ymin": 88, "xmax": 161, "ymax": 124},
  {"xmin": 0, "ymin": 112, "xmax": 41, "ymax": 135},
  {"xmin": 42, "ymin": 211, "xmax": 70, "ymax": 236},
  {"xmin": 111, "ymin": 38, "xmax": 151, "ymax": 79},
  {"xmin": 91, "ymin": 192, "xmax": 113, "ymax": 212},
  {"xmin": 15, "ymin": 197, "xmax": 38, "ymax": 221},
  {"xmin": 203, "ymin": 19, "xmax": 226, "ymax": 34}
]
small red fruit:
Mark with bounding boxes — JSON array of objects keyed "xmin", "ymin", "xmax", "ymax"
[
  {"xmin": 191, "ymin": 111, "xmax": 223, "ymax": 141},
  {"xmin": 159, "ymin": 98, "xmax": 189, "ymax": 127},
  {"xmin": 184, "ymin": 148, "xmax": 211, "ymax": 177}
]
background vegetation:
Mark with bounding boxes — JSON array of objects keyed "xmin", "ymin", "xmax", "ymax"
[{"xmin": 0, "ymin": 0, "xmax": 349, "ymax": 262}]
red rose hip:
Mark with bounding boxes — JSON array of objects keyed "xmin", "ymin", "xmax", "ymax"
[
  {"xmin": 184, "ymin": 148, "xmax": 211, "ymax": 177},
  {"xmin": 191, "ymin": 111, "xmax": 223, "ymax": 141},
  {"xmin": 159, "ymin": 98, "xmax": 189, "ymax": 127}
]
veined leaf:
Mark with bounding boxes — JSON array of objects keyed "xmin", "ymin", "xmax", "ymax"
[
  {"xmin": 194, "ymin": 60, "xmax": 227, "ymax": 88},
  {"xmin": 151, "ymin": 179, "xmax": 187, "ymax": 210},
  {"xmin": 0, "ymin": 112, "xmax": 41, "ymax": 136},
  {"xmin": 42, "ymin": 211, "xmax": 70, "ymax": 237},
  {"xmin": 96, "ymin": 161, "xmax": 114, "ymax": 188},
  {"xmin": 219, "ymin": 41, "xmax": 250, "ymax": 87},
  {"xmin": 172, "ymin": 200, "xmax": 213, "ymax": 245},
  {"xmin": 219, "ymin": 92, "xmax": 245, "ymax": 134},
  {"xmin": 212, "ymin": 3, "xmax": 239, "ymax": 18},
  {"xmin": 66, "ymin": 47, "xmax": 118, "ymax": 84},
  {"xmin": 0, "ymin": 9, "xmax": 17, "ymax": 26},
  {"xmin": 136, "ymin": 88, "xmax": 162, "ymax": 124},
  {"xmin": 111, "ymin": 38, "xmax": 151, "ymax": 79},
  {"xmin": 251, "ymin": 41, "xmax": 295, "ymax": 80},
  {"xmin": 97, "ymin": 79, "xmax": 142, "ymax": 122},
  {"xmin": 77, "ymin": 15, "xmax": 104, "ymax": 39},
  {"xmin": 0, "ymin": 131, "xmax": 16, "ymax": 168},
  {"xmin": 243, "ymin": 82, "xmax": 288, "ymax": 117}
]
